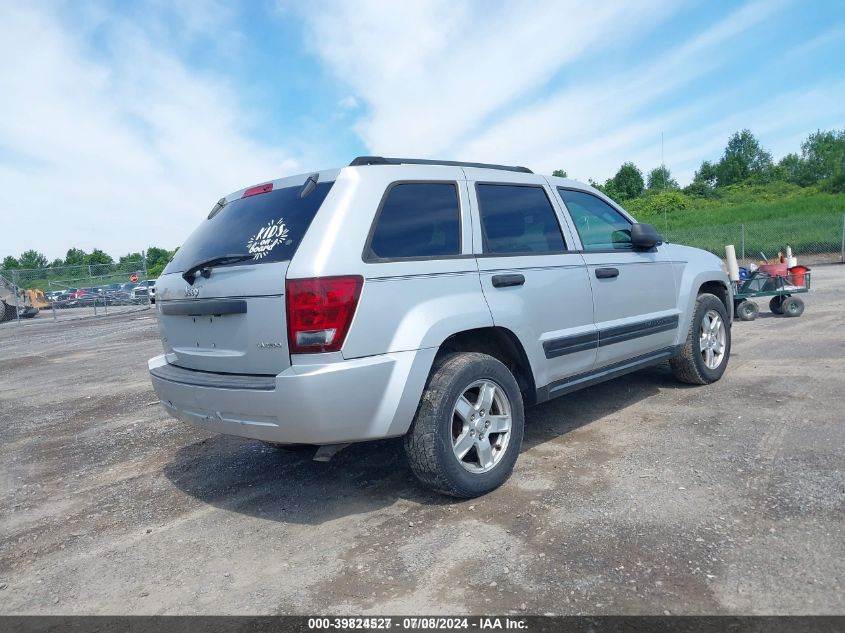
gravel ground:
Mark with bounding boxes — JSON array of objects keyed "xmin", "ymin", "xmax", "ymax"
[{"xmin": 1, "ymin": 267, "xmax": 843, "ymax": 615}]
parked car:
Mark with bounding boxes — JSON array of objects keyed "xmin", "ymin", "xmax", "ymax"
[
  {"xmin": 131, "ymin": 280, "xmax": 157, "ymax": 303},
  {"xmin": 52, "ymin": 292, "xmax": 75, "ymax": 308},
  {"xmin": 97, "ymin": 283, "xmax": 130, "ymax": 305},
  {"xmin": 76, "ymin": 290, "xmax": 102, "ymax": 307},
  {"xmin": 149, "ymin": 157, "xmax": 733, "ymax": 497}
]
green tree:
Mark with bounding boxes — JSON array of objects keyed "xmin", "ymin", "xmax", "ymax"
[
  {"xmin": 145, "ymin": 246, "xmax": 176, "ymax": 278},
  {"xmin": 18, "ymin": 249, "xmax": 48, "ymax": 270},
  {"xmin": 646, "ymin": 165, "xmax": 679, "ymax": 192},
  {"xmin": 800, "ymin": 129, "xmax": 845, "ymax": 191},
  {"xmin": 64, "ymin": 248, "xmax": 88, "ymax": 266},
  {"xmin": 119, "ymin": 252, "xmax": 143, "ymax": 264},
  {"xmin": 610, "ymin": 162, "xmax": 644, "ymax": 199},
  {"xmin": 775, "ymin": 152, "xmax": 806, "ymax": 185},
  {"xmin": 683, "ymin": 160, "xmax": 719, "ymax": 196},
  {"xmin": 588, "ymin": 178, "xmax": 621, "ymax": 200},
  {"xmin": 49, "ymin": 258, "xmax": 64, "ymax": 268},
  {"xmin": 552, "ymin": 169, "xmax": 568, "ymax": 178},
  {"xmin": 715, "ymin": 129, "xmax": 773, "ymax": 186},
  {"xmin": 694, "ymin": 160, "xmax": 718, "ymax": 187},
  {"xmin": 2, "ymin": 255, "xmax": 19, "ymax": 270},
  {"xmin": 86, "ymin": 249, "xmax": 114, "ymax": 265}
]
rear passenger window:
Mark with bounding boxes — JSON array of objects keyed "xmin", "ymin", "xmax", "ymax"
[
  {"xmin": 476, "ymin": 184, "xmax": 565, "ymax": 254},
  {"xmin": 368, "ymin": 183, "xmax": 461, "ymax": 260},
  {"xmin": 558, "ymin": 189, "xmax": 633, "ymax": 251}
]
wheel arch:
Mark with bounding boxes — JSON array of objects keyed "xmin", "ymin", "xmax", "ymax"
[
  {"xmin": 699, "ymin": 280, "xmax": 731, "ymax": 314},
  {"xmin": 435, "ymin": 326, "xmax": 538, "ymax": 406},
  {"xmin": 675, "ymin": 271, "xmax": 734, "ymax": 346}
]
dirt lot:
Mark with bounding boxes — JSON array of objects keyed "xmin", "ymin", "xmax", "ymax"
[{"xmin": 1, "ymin": 267, "xmax": 843, "ymax": 615}]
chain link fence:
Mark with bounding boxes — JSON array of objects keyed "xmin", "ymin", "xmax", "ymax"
[
  {"xmin": 0, "ymin": 257, "xmax": 153, "ymax": 325},
  {"xmin": 2, "ymin": 214, "xmax": 843, "ymax": 326},
  {"xmin": 662, "ymin": 213, "xmax": 845, "ymax": 266}
]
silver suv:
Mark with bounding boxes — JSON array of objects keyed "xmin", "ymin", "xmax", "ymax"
[{"xmin": 149, "ymin": 157, "xmax": 732, "ymax": 497}]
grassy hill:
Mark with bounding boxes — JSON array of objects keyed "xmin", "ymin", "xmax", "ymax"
[{"xmin": 626, "ymin": 184, "xmax": 845, "ymax": 261}]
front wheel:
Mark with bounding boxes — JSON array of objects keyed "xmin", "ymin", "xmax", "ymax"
[
  {"xmin": 404, "ymin": 352, "xmax": 524, "ymax": 498},
  {"xmin": 670, "ymin": 293, "xmax": 731, "ymax": 385}
]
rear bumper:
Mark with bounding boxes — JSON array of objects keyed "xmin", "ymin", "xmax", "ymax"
[{"xmin": 148, "ymin": 348, "xmax": 436, "ymax": 444}]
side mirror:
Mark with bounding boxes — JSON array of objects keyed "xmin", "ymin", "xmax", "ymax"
[{"xmin": 630, "ymin": 223, "xmax": 663, "ymax": 250}]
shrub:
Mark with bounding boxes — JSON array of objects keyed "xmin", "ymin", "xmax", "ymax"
[{"xmin": 626, "ymin": 191, "xmax": 690, "ymax": 219}]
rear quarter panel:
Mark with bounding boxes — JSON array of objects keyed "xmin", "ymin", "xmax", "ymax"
[{"xmin": 287, "ymin": 165, "xmax": 494, "ymax": 360}]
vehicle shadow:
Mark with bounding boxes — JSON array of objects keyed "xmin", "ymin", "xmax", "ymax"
[{"xmin": 164, "ymin": 364, "xmax": 677, "ymax": 525}]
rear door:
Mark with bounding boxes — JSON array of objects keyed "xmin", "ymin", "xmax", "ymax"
[
  {"xmin": 155, "ymin": 172, "xmax": 337, "ymax": 375},
  {"xmin": 554, "ymin": 187, "xmax": 679, "ymax": 368},
  {"xmin": 467, "ymin": 172, "xmax": 596, "ymax": 391}
]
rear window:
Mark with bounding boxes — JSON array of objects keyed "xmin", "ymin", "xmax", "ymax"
[
  {"xmin": 164, "ymin": 181, "xmax": 334, "ymax": 273},
  {"xmin": 367, "ymin": 182, "xmax": 461, "ymax": 260}
]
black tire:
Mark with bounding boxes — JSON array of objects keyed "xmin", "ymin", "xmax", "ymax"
[
  {"xmin": 670, "ymin": 293, "xmax": 731, "ymax": 385},
  {"xmin": 769, "ymin": 296, "xmax": 785, "ymax": 315},
  {"xmin": 781, "ymin": 296, "xmax": 804, "ymax": 317},
  {"xmin": 404, "ymin": 352, "xmax": 524, "ymax": 498},
  {"xmin": 736, "ymin": 300, "xmax": 759, "ymax": 321}
]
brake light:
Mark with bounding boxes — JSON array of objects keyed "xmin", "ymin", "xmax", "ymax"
[
  {"xmin": 242, "ymin": 182, "xmax": 273, "ymax": 198},
  {"xmin": 286, "ymin": 276, "xmax": 363, "ymax": 354}
]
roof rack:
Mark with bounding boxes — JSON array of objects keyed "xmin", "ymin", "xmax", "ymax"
[{"xmin": 349, "ymin": 156, "xmax": 533, "ymax": 174}]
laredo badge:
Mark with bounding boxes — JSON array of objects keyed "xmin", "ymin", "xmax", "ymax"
[{"xmin": 246, "ymin": 218, "xmax": 289, "ymax": 259}]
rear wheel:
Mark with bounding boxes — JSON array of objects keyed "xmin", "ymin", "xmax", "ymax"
[
  {"xmin": 769, "ymin": 296, "xmax": 785, "ymax": 315},
  {"xmin": 671, "ymin": 293, "xmax": 731, "ymax": 385},
  {"xmin": 736, "ymin": 300, "xmax": 759, "ymax": 321},
  {"xmin": 781, "ymin": 296, "xmax": 805, "ymax": 317},
  {"xmin": 404, "ymin": 352, "xmax": 524, "ymax": 498}
]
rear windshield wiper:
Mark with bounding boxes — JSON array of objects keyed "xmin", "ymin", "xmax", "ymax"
[{"xmin": 182, "ymin": 254, "xmax": 255, "ymax": 284}]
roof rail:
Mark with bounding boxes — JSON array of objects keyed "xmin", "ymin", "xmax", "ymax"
[{"xmin": 349, "ymin": 156, "xmax": 533, "ymax": 174}]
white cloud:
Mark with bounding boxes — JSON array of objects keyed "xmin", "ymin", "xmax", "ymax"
[
  {"xmin": 445, "ymin": 0, "xmax": 788, "ymax": 182},
  {"xmin": 785, "ymin": 26, "xmax": 845, "ymax": 59},
  {"xmin": 296, "ymin": 0, "xmax": 679, "ymax": 157},
  {"xmin": 338, "ymin": 95, "xmax": 359, "ymax": 110},
  {"xmin": 0, "ymin": 3, "xmax": 296, "ymax": 260},
  {"xmin": 294, "ymin": 0, "xmax": 831, "ymax": 186}
]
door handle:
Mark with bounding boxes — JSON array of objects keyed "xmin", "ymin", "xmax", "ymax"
[
  {"xmin": 595, "ymin": 267, "xmax": 619, "ymax": 279},
  {"xmin": 491, "ymin": 274, "xmax": 525, "ymax": 288}
]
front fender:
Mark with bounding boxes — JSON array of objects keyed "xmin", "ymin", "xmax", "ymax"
[{"xmin": 668, "ymin": 244, "xmax": 733, "ymax": 344}]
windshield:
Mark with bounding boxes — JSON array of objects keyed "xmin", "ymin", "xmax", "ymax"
[{"xmin": 164, "ymin": 180, "xmax": 335, "ymax": 274}]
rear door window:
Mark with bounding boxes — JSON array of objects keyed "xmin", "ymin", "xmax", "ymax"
[
  {"xmin": 476, "ymin": 184, "xmax": 566, "ymax": 254},
  {"xmin": 164, "ymin": 181, "xmax": 334, "ymax": 274},
  {"xmin": 558, "ymin": 189, "xmax": 633, "ymax": 251},
  {"xmin": 366, "ymin": 182, "xmax": 461, "ymax": 260}
]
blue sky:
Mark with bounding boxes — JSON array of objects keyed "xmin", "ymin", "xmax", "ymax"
[{"xmin": 1, "ymin": 0, "xmax": 843, "ymax": 259}]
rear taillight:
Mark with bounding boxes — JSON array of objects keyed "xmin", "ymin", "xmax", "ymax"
[{"xmin": 286, "ymin": 276, "xmax": 363, "ymax": 354}]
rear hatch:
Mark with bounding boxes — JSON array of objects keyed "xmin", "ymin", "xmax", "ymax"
[{"xmin": 156, "ymin": 173, "xmax": 335, "ymax": 375}]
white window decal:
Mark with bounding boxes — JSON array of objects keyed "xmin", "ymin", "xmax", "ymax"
[{"xmin": 246, "ymin": 218, "xmax": 290, "ymax": 259}]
